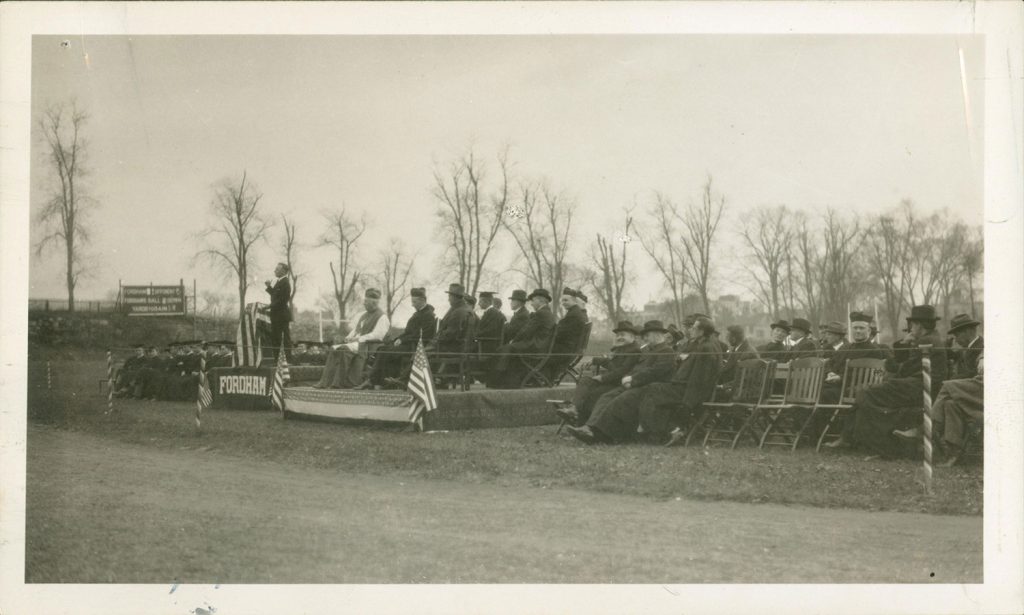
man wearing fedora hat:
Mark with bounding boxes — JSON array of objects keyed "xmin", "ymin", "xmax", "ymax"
[
  {"xmin": 554, "ymin": 320, "xmax": 643, "ymax": 427},
  {"xmin": 370, "ymin": 287, "xmax": 437, "ymax": 389},
  {"xmin": 315, "ymin": 288, "xmax": 391, "ymax": 389},
  {"xmin": 544, "ymin": 287, "xmax": 589, "ymax": 380},
  {"xmin": 565, "ymin": 320, "xmax": 677, "ymax": 445},
  {"xmin": 489, "ymin": 288, "xmax": 556, "ymax": 388},
  {"xmin": 946, "ymin": 313, "xmax": 984, "ymax": 379},
  {"xmin": 758, "ymin": 319, "xmax": 791, "ymax": 360},
  {"xmin": 785, "ymin": 317, "xmax": 820, "ymax": 361},
  {"xmin": 428, "ymin": 283, "xmax": 474, "ymax": 357},
  {"xmin": 503, "ymin": 290, "xmax": 530, "ymax": 343},
  {"xmin": 828, "ymin": 304, "xmax": 948, "ymax": 457}
]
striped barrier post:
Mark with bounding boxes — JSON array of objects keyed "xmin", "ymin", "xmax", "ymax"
[
  {"xmin": 46, "ymin": 361, "xmax": 52, "ymax": 390},
  {"xmin": 106, "ymin": 350, "xmax": 114, "ymax": 415},
  {"xmin": 920, "ymin": 344, "xmax": 933, "ymax": 494}
]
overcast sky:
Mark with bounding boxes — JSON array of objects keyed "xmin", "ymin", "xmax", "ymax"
[{"xmin": 29, "ymin": 34, "xmax": 984, "ymax": 322}]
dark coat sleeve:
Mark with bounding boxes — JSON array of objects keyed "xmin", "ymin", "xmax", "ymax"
[
  {"xmin": 895, "ymin": 331, "xmax": 948, "ymax": 384},
  {"xmin": 399, "ymin": 306, "xmax": 437, "ymax": 347},
  {"xmin": 630, "ymin": 345, "xmax": 676, "ymax": 388},
  {"xmin": 552, "ymin": 308, "xmax": 586, "ymax": 353},
  {"xmin": 436, "ymin": 307, "xmax": 469, "ymax": 344},
  {"xmin": 476, "ymin": 309, "xmax": 505, "ymax": 342},
  {"xmin": 509, "ymin": 308, "xmax": 555, "ymax": 353},
  {"xmin": 266, "ymin": 278, "xmax": 291, "ymax": 321},
  {"xmin": 676, "ymin": 340, "xmax": 722, "ymax": 408},
  {"xmin": 598, "ymin": 343, "xmax": 642, "ymax": 384}
]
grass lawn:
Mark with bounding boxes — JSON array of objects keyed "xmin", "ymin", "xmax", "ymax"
[{"xmin": 25, "ymin": 354, "xmax": 982, "ymax": 517}]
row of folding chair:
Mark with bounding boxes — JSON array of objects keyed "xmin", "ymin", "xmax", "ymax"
[{"xmin": 686, "ymin": 357, "xmax": 887, "ymax": 452}]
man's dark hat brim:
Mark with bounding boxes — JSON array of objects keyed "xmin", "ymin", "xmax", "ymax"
[{"xmin": 947, "ymin": 315, "xmax": 981, "ymax": 333}]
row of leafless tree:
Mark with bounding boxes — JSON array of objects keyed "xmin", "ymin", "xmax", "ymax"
[{"xmin": 35, "ymin": 104, "xmax": 981, "ymax": 333}]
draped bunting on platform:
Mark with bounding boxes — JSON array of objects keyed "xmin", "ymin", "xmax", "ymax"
[{"xmin": 236, "ymin": 302, "xmax": 271, "ymax": 367}]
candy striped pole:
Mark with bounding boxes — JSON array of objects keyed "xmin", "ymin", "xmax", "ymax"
[
  {"xmin": 920, "ymin": 344, "xmax": 933, "ymax": 494},
  {"xmin": 46, "ymin": 361, "xmax": 52, "ymax": 390},
  {"xmin": 106, "ymin": 350, "xmax": 114, "ymax": 415}
]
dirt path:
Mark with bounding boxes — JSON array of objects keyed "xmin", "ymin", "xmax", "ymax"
[{"xmin": 25, "ymin": 424, "xmax": 981, "ymax": 583}]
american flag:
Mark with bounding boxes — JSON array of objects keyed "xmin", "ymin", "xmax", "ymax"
[
  {"xmin": 407, "ymin": 338, "xmax": 437, "ymax": 429},
  {"xmin": 196, "ymin": 356, "xmax": 213, "ymax": 429},
  {"xmin": 236, "ymin": 302, "xmax": 269, "ymax": 367},
  {"xmin": 272, "ymin": 351, "xmax": 290, "ymax": 413}
]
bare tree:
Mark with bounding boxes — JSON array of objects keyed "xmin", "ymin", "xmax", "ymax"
[
  {"xmin": 739, "ymin": 205, "xmax": 793, "ymax": 317},
  {"xmin": 679, "ymin": 175, "xmax": 726, "ymax": 315},
  {"xmin": 320, "ymin": 208, "xmax": 367, "ymax": 323},
  {"xmin": 375, "ymin": 238, "xmax": 416, "ymax": 321},
  {"xmin": 788, "ymin": 211, "xmax": 825, "ymax": 326},
  {"xmin": 818, "ymin": 208, "xmax": 866, "ymax": 322},
  {"xmin": 586, "ymin": 210, "xmax": 634, "ymax": 322},
  {"xmin": 196, "ymin": 171, "xmax": 272, "ymax": 319},
  {"xmin": 36, "ymin": 103, "xmax": 97, "ymax": 312},
  {"xmin": 961, "ymin": 226, "xmax": 983, "ymax": 317},
  {"xmin": 865, "ymin": 207, "xmax": 912, "ymax": 339},
  {"xmin": 279, "ymin": 214, "xmax": 302, "ymax": 310},
  {"xmin": 433, "ymin": 145, "xmax": 511, "ymax": 297},
  {"xmin": 503, "ymin": 179, "xmax": 576, "ymax": 315},
  {"xmin": 198, "ymin": 291, "xmax": 232, "ymax": 320},
  {"xmin": 636, "ymin": 192, "xmax": 687, "ymax": 326}
]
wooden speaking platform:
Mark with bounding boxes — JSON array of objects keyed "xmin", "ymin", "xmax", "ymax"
[{"xmin": 282, "ymin": 384, "xmax": 572, "ymax": 431}]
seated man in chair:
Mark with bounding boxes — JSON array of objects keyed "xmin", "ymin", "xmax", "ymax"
[
  {"xmin": 488, "ymin": 288, "xmax": 556, "ymax": 389},
  {"xmin": 373, "ymin": 287, "xmax": 437, "ymax": 388},
  {"xmin": 543, "ymin": 287, "xmax": 589, "ymax": 381},
  {"xmin": 554, "ymin": 320, "xmax": 642, "ymax": 427},
  {"xmin": 314, "ymin": 288, "xmax": 390, "ymax": 389}
]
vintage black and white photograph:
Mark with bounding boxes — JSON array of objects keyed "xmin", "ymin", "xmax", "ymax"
[{"xmin": 2, "ymin": 2, "xmax": 1022, "ymax": 615}]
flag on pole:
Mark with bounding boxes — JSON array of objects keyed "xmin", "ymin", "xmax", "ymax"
[
  {"xmin": 407, "ymin": 338, "xmax": 438, "ymax": 430},
  {"xmin": 272, "ymin": 351, "xmax": 290, "ymax": 413},
  {"xmin": 196, "ymin": 356, "xmax": 213, "ymax": 430},
  {"xmin": 236, "ymin": 302, "xmax": 270, "ymax": 367}
]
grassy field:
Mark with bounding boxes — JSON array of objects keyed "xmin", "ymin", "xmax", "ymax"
[
  {"xmin": 26, "ymin": 354, "xmax": 982, "ymax": 517},
  {"xmin": 25, "ymin": 425, "xmax": 981, "ymax": 583}
]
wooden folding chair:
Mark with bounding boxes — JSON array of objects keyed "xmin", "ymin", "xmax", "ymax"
[
  {"xmin": 756, "ymin": 357, "xmax": 827, "ymax": 450},
  {"xmin": 519, "ymin": 325, "xmax": 560, "ymax": 388},
  {"xmin": 814, "ymin": 358, "xmax": 887, "ymax": 452},
  {"xmin": 552, "ymin": 322, "xmax": 594, "ymax": 386},
  {"xmin": 691, "ymin": 359, "xmax": 775, "ymax": 448}
]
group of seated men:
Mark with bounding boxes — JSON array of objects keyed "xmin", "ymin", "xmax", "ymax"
[
  {"xmin": 112, "ymin": 340, "xmax": 235, "ymax": 401},
  {"xmin": 553, "ymin": 304, "xmax": 983, "ymax": 462},
  {"xmin": 310, "ymin": 283, "xmax": 593, "ymax": 391}
]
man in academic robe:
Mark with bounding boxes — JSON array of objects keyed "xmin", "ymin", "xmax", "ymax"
[
  {"xmin": 314, "ymin": 288, "xmax": 390, "ymax": 389},
  {"xmin": 828, "ymin": 304, "xmax": 948, "ymax": 458},
  {"xmin": 718, "ymin": 325, "xmax": 760, "ymax": 386},
  {"xmin": 264, "ymin": 262, "xmax": 292, "ymax": 361},
  {"xmin": 785, "ymin": 318, "xmax": 819, "ymax": 361},
  {"xmin": 489, "ymin": 288, "xmax": 556, "ymax": 389},
  {"xmin": 946, "ymin": 313, "xmax": 984, "ymax": 379},
  {"xmin": 644, "ymin": 317, "xmax": 724, "ymax": 445},
  {"xmin": 503, "ymin": 290, "xmax": 530, "ymax": 343},
  {"xmin": 564, "ymin": 321, "xmax": 677, "ymax": 444},
  {"xmin": 554, "ymin": 321, "xmax": 642, "ymax": 427},
  {"xmin": 371, "ymin": 287, "xmax": 437, "ymax": 388},
  {"xmin": 543, "ymin": 287, "xmax": 589, "ymax": 381}
]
